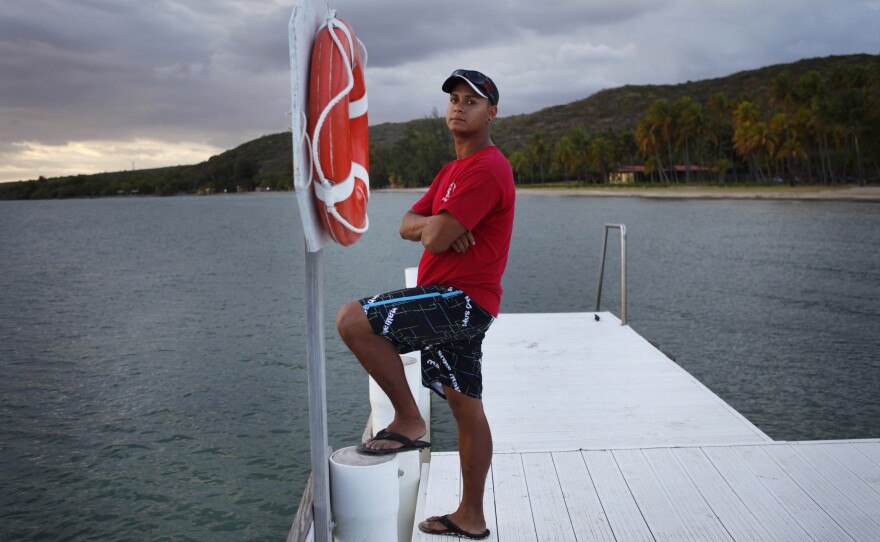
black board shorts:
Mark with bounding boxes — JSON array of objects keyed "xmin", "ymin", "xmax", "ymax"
[{"xmin": 359, "ymin": 286, "xmax": 495, "ymax": 400}]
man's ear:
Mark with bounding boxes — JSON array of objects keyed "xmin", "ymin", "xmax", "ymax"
[{"xmin": 488, "ymin": 104, "xmax": 498, "ymax": 123}]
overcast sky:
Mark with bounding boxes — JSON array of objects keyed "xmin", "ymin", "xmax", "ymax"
[{"xmin": 1, "ymin": 0, "xmax": 877, "ymax": 183}]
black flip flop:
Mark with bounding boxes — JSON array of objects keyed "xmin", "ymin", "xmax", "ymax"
[
  {"xmin": 418, "ymin": 515, "xmax": 490, "ymax": 540},
  {"xmin": 355, "ymin": 429, "xmax": 430, "ymax": 456}
]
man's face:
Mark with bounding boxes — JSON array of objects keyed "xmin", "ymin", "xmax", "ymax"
[{"xmin": 446, "ymin": 81, "xmax": 496, "ymax": 135}]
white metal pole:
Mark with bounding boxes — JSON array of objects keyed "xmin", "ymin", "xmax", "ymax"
[{"xmin": 305, "ymin": 245, "xmax": 331, "ymax": 542}]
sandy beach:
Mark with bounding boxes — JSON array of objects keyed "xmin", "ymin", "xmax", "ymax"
[
  {"xmin": 515, "ymin": 185, "xmax": 880, "ymax": 201},
  {"xmin": 381, "ymin": 185, "xmax": 880, "ymax": 201}
]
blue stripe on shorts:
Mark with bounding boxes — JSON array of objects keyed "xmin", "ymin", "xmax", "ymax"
[{"xmin": 361, "ymin": 289, "xmax": 464, "ymax": 310}]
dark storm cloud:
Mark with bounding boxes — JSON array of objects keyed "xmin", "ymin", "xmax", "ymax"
[
  {"xmin": 0, "ymin": 0, "xmax": 297, "ymax": 152},
  {"xmin": 1, "ymin": 1, "xmax": 215, "ymax": 142},
  {"xmin": 333, "ymin": 0, "xmax": 661, "ymax": 67},
  {"xmin": 0, "ymin": 0, "xmax": 877, "ymax": 182}
]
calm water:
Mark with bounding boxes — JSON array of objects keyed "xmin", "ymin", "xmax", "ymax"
[{"xmin": 1, "ymin": 193, "xmax": 879, "ymax": 541}]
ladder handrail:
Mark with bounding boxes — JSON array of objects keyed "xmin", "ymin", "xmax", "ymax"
[{"xmin": 595, "ymin": 224, "xmax": 627, "ymax": 325}]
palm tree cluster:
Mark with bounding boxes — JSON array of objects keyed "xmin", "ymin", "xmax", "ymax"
[
  {"xmin": 366, "ymin": 61, "xmax": 878, "ymax": 188},
  {"xmin": 509, "ymin": 63, "xmax": 879, "ymax": 186}
]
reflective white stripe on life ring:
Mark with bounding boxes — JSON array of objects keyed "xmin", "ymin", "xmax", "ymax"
[
  {"xmin": 349, "ymin": 93, "xmax": 368, "ymax": 120},
  {"xmin": 313, "ymin": 162, "xmax": 369, "ymax": 206}
]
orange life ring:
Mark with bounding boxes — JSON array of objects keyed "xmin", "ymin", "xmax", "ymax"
[{"xmin": 308, "ymin": 16, "xmax": 369, "ymax": 247}]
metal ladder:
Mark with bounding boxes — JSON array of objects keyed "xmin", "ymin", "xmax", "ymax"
[{"xmin": 595, "ymin": 224, "xmax": 627, "ymax": 325}]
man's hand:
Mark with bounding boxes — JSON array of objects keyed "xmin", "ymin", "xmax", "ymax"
[
  {"xmin": 450, "ymin": 231, "xmax": 476, "ymax": 253},
  {"xmin": 401, "ymin": 209, "xmax": 470, "ymax": 254}
]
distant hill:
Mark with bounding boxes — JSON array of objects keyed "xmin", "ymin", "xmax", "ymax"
[
  {"xmin": 375, "ymin": 54, "xmax": 876, "ymax": 152},
  {"xmin": 2, "ymin": 53, "xmax": 876, "ymax": 199}
]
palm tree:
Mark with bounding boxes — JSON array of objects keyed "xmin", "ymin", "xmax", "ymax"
[
  {"xmin": 706, "ymin": 92, "xmax": 733, "ymax": 182},
  {"xmin": 673, "ymin": 97, "xmax": 705, "ymax": 183},
  {"xmin": 618, "ymin": 130, "xmax": 639, "ymax": 169},
  {"xmin": 769, "ymin": 111, "xmax": 805, "ymax": 181},
  {"xmin": 636, "ymin": 103, "xmax": 671, "ymax": 183},
  {"xmin": 733, "ymin": 100, "xmax": 772, "ymax": 181},
  {"xmin": 567, "ymin": 125, "xmax": 591, "ymax": 182},
  {"xmin": 768, "ymin": 73, "xmax": 797, "ymax": 181},
  {"xmin": 830, "ymin": 87, "xmax": 871, "ymax": 184},
  {"xmin": 793, "ymin": 71, "xmax": 826, "ymax": 182},
  {"xmin": 635, "ymin": 119, "xmax": 658, "ymax": 182},
  {"xmin": 508, "ymin": 150, "xmax": 528, "ymax": 184},
  {"xmin": 525, "ymin": 133, "xmax": 551, "ymax": 183},
  {"xmin": 865, "ymin": 58, "xmax": 880, "ymax": 179},
  {"xmin": 553, "ymin": 133, "xmax": 578, "ymax": 181},
  {"xmin": 586, "ymin": 132, "xmax": 617, "ymax": 183},
  {"xmin": 751, "ymin": 122, "xmax": 777, "ymax": 181},
  {"xmin": 828, "ymin": 65, "xmax": 872, "ymax": 185},
  {"xmin": 647, "ymin": 99, "xmax": 676, "ymax": 181}
]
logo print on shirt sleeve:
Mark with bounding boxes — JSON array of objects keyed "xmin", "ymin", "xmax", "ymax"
[{"xmin": 441, "ymin": 182, "xmax": 456, "ymax": 202}]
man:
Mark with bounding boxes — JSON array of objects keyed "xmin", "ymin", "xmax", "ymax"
[{"xmin": 336, "ymin": 69, "xmax": 514, "ymax": 540}]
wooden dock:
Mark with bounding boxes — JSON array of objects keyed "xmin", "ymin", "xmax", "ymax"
[
  {"xmin": 412, "ymin": 312, "xmax": 880, "ymax": 541},
  {"xmin": 415, "ymin": 441, "xmax": 880, "ymax": 541},
  {"xmin": 482, "ymin": 313, "xmax": 769, "ymax": 452}
]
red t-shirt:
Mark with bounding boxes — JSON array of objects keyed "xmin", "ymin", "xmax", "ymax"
[{"xmin": 411, "ymin": 145, "xmax": 515, "ymax": 316}]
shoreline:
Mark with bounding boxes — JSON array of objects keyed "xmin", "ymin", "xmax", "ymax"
[{"xmin": 380, "ymin": 185, "xmax": 880, "ymax": 201}]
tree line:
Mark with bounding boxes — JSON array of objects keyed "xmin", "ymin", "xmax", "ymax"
[
  {"xmin": 371, "ymin": 61, "xmax": 879, "ymax": 187},
  {"xmin": 1, "ymin": 139, "xmax": 294, "ymax": 200},
  {"xmin": 3, "ymin": 57, "xmax": 876, "ymax": 200}
]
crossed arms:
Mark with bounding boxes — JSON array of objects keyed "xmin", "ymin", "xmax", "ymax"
[{"xmin": 400, "ymin": 210, "xmax": 476, "ymax": 255}]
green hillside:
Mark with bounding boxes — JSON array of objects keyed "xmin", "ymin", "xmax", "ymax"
[
  {"xmin": 491, "ymin": 54, "xmax": 876, "ymax": 151},
  {"xmin": 2, "ymin": 53, "xmax": 877, "ymax": 199}
]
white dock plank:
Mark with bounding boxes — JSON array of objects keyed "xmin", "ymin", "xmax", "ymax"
[
  {"xmin": 614, "ymin": 448, "xmax": 696, "ymax": 540},
  {"xmin": 582, "ymin": 450, "xmax": 654, "ymax": 542},
  {"xmin": 852, "ymin": 441, "xmax": 880, "ymax": 461},
  {"xmin": 733, "ymin": 446, "xmax": 853, "ymax": 541},
  {"xmin": 418, "ymin": 453, "xmax": 460, "ymax": 542},
  {"xmin": 491, "ymin": 453, "xmax": 537, "ymax": 542},
  {"xmin": 847, "ymin": 443, "xmax": 880, "ymax": 492},
  {"xmin": 796, "ymin": 443, "xmax": 880, "ymax": 510},
  {"xmin": 765, "ymin": 444, "xmax": 880, "ymax": 540},
  {"xmin": 642, "ymin": 447, "xmax": 733, "ymax": 541},
  {"xmin": 482, "ymin": 465, "xmax": 498, "ymax": 542},
  {"xmin": 551, "ymin": 451, "xmax": 615, "ymax": 542},
  {"xmin": 413, "ymin": 453, "xmax": 500, "ymax": 542},
  {"xmin": 411, "ymin": 464, "xmax": 430, "ymax": 542},
  {"xmin": 703, "ymin": 446, "xmax": 811, "ymax": 541},
  {"xmin": 672, "ymin": 447, "xmax": 774, "ymax": 541},
  {"xmin": 521, "ymin": 453, "xmax": 577, "ymax": 541}
]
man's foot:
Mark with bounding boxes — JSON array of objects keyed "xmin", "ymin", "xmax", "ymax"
[
  {"xmin": 418, "ymin": 515, "xmax": 489, "ymax": 540},
  {"xmin": 356, "ymin": 429, "xmax": 430, "ymax": 456},
  {"xmin": 357, "ymin": 417, "xmax": 427, "ymax": 453}
]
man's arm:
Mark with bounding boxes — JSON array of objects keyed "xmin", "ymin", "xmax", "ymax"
[{"xmin": 400, "ymin": 210, "xmax": 475, "ymax": 254}]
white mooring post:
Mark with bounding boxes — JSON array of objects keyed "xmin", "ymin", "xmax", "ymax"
[{"xmin": 329, "ymin": 448, "xmax": 400, "ymax": 541}]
